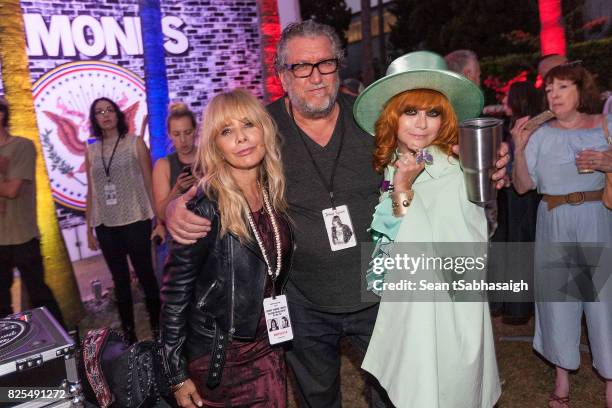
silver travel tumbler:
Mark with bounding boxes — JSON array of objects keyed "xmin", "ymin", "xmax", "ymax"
[{"xmin": 458, "ymin": 118, "xmax": 503, "ymax": 204}]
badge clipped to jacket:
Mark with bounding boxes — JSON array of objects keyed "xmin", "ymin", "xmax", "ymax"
[{"xmin": 263, "ymin": 295, "xmax": 293, "ymax": 345}]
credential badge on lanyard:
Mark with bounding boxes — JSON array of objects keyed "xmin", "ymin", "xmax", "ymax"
[
  {"xmin": 101, "ymin": 136, "xmax": 121, "ymax": 207},
  {"xmin": 322, "ymin": 204, "xmax": 357, "ymax": 251}
]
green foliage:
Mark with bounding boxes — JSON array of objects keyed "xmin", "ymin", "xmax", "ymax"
[
  {"xmin": 388, "ymin": 0, "xmax": 540, "ymax": 58},
  {"xmin": 299, "ymin": 0, "xmax": 352, "ymax": 49},
  {"xmin": 562, "ymin": 0, "xmax": 586, "ymax": 43},
  {"xmin": 387, "ymin": 0, "xmax": 453, "ymax": 56},
  {"xmin": 480, "ymin": 37, "xmax": 612, "ymax": 104},
  {"xmin": 568, "ymin": 37, "xmax": 612, "ymax": 90}
]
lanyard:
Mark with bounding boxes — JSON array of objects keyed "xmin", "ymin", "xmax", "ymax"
[
  {"xmin": 288, "ymin": 101, "xmax": 345, "ymax": 209},
  {"xmin": 101, "ymin": 136, "xmax": 121, "ymax": 181}
]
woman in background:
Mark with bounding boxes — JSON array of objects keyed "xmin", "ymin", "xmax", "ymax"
[
  {"xmin": 151, "ymin": 103, "xmax": 198, "ymax": 283},
  {"xmin": 152, "ymin": 102, "xmax": 198, "ymax": 228},
  {"xmin": 512, "ymin": 63, "xmax": 612, "ymax": 408},
  {"xmin": 85, "ymin": 97, "xmax": 160, "ymax": 343}
]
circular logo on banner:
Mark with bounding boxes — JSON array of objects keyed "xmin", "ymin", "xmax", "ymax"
[{"xmin": 32, "ymin": 61, "xmax": 148, "ymax": 211}]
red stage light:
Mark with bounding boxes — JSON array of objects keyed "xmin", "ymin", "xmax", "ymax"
[
  {"xmin": 538, "ymin": 0, "xmax": 566, "ymax": 56},
  {"xmin": 259, "ymin": 0, "xmax": 284, "ymax": 102}
]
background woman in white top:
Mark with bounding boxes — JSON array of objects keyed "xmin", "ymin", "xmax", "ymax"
[{"xmin": 85, "ymin": 97, "xmax": 160, "ymax": 343}]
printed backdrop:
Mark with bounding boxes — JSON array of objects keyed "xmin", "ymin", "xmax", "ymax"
[{"xmin": 0, "ymin": 0, "xmax": 266, "ymax": 261}]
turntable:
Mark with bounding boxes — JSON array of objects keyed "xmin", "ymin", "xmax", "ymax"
[{"xmin": 0, "ymin": 308, "xmax": 83, "ymax": 407}]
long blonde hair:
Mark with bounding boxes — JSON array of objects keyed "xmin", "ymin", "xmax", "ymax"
[{"xmin": 195, "ymin": 89, "xmax": 287, "ymax": 241}]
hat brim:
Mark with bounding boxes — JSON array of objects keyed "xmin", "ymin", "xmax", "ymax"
[{"xmin": 353, "ymin": 69, "xmax": 484, "ymax": 136}]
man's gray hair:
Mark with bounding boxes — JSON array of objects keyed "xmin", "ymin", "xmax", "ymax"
[
  {"xmin": 444, "ymin": 49, "xmax": 478, "ymax": 73},
  {"xmin": 275, "ymin": 20, "xmax": 344, "ymax": 72}
]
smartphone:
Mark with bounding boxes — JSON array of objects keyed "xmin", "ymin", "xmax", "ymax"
[
  {"xmin": 181, "ymin": 165, "xmax": 192, "ymax": 177},
  {"xmin": 523, "ymin": 110, "xmax": 555, "ymax": 131}
]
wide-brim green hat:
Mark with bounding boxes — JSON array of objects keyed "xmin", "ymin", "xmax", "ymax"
[{"xmin": 353, "ymin": 51, "xmax": 483, "ymax": 136}]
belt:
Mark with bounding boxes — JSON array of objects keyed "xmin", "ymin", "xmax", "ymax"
[
  {"xmin": 205, "ymin": 324, "xmax": 228, "ymax": 389},
  {"xmin": 542, "ymin": 190, "xmax": 603, "ymax": 211}
]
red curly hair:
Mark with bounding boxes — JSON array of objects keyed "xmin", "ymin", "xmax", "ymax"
[{"xmin": 373, "ymin": 89, "xmax": 458, "ymax": 174}]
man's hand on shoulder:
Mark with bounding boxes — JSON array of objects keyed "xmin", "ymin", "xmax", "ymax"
[{"xmin": 166, "ymin": 185, "xmax": 212, "ymax": 244}]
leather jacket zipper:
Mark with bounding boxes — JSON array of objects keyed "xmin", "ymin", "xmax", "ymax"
[
  {"xmin": 229, "ymin": 240, "xmax": 236, "ymax": 340},
  {"xmin": 197, "ymin": 281, "xmax": 217, "ymax": 308}
]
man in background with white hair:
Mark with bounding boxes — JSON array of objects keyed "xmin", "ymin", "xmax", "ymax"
[{"xmin": 444, "ymin": 49, "xmax": 481, "ymax": 86}]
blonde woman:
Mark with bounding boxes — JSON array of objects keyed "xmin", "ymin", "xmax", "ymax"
[{"xmin": 161, "ymin": 89, "xmax": 294, "ymax": 408}]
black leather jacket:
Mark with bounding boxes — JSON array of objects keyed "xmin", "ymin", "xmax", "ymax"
[{"xmin": 160, "ymin": 193, "xmax": 294, "ymax": 385}]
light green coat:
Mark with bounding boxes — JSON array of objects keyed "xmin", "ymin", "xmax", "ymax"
[{"xmin": 362, "ymin": 146, "xmax": 501, "ymax": 408}]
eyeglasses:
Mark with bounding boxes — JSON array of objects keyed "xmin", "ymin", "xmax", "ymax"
[
  {"xmin": 284, "ymin": 58, "xmax": 339, "ymax": 78},
  {"xmin": 95, "ymin": 107, "xmax": 116, "ymax": 116}
]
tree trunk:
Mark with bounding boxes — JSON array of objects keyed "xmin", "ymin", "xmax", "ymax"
[
  {"xmin": 378, "ymin": 0, "xmax": 386, "ymax": 74},
  {"xmin": 361, "ymin": 0, "xmax": 374, "ymax": 85}
]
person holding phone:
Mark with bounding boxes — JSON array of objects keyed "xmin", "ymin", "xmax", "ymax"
[
  {"xmin": 151, "ymin": 103, "xmax": 198, "ymax": 283},
  {"xmin": 152, "ymin": 102, "xmax": 198, "ymax": 233}
]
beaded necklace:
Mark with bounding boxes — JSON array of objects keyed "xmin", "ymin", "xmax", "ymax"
[{"xmin": 246, "ymin": 187, "xmax": 282, "ymax": 280}]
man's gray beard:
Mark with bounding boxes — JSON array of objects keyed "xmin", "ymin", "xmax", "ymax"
[{"xmin": 288, "ymin": 85, "xmax": 339, "ymax": 119}]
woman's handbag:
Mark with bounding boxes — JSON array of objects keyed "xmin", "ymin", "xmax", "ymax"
[{"xmin": 80, "ymin": 328, "xmax": 172, "ymax": 408}]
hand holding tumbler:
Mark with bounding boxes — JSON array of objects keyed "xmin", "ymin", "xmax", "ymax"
[{"xmin": 458, "ymin": 118, "xmax": 503, "ymax": 204}]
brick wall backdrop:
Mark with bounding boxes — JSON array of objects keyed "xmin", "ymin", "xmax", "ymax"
[
  {"xmin": 15, "ymin": 0, "xmax": 263, "ymax": 108},
  {"xmin": 0, "ymin": 0, "xmax": 265, "ymax": 260}
]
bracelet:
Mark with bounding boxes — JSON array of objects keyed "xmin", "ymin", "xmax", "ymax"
[
  {"xmin": 171, "ymin": 381, "xmax": 186, "ymax": 392},
  {"xmin": 391, "ymin": 190, "xmax": 414, "ymax": 217}
]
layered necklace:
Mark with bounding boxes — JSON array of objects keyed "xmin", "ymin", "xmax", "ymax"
[{"xmin": 246, "ymin": 186, "xmax": 282, "ymax": 280}]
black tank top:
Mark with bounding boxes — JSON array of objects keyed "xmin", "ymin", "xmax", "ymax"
[{"xmin": 166, "ymin": 152, "xmax": 189, "ymax": 189}]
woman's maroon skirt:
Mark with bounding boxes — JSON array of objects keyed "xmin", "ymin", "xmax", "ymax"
[{"xmin": 187, "ymin": 315, "xmax": 286, "ymax": 407}]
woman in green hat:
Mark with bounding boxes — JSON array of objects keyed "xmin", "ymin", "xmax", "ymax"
[{"xmin": 354, "ymin": 51, "xmax": 501, "ymax": 407}]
